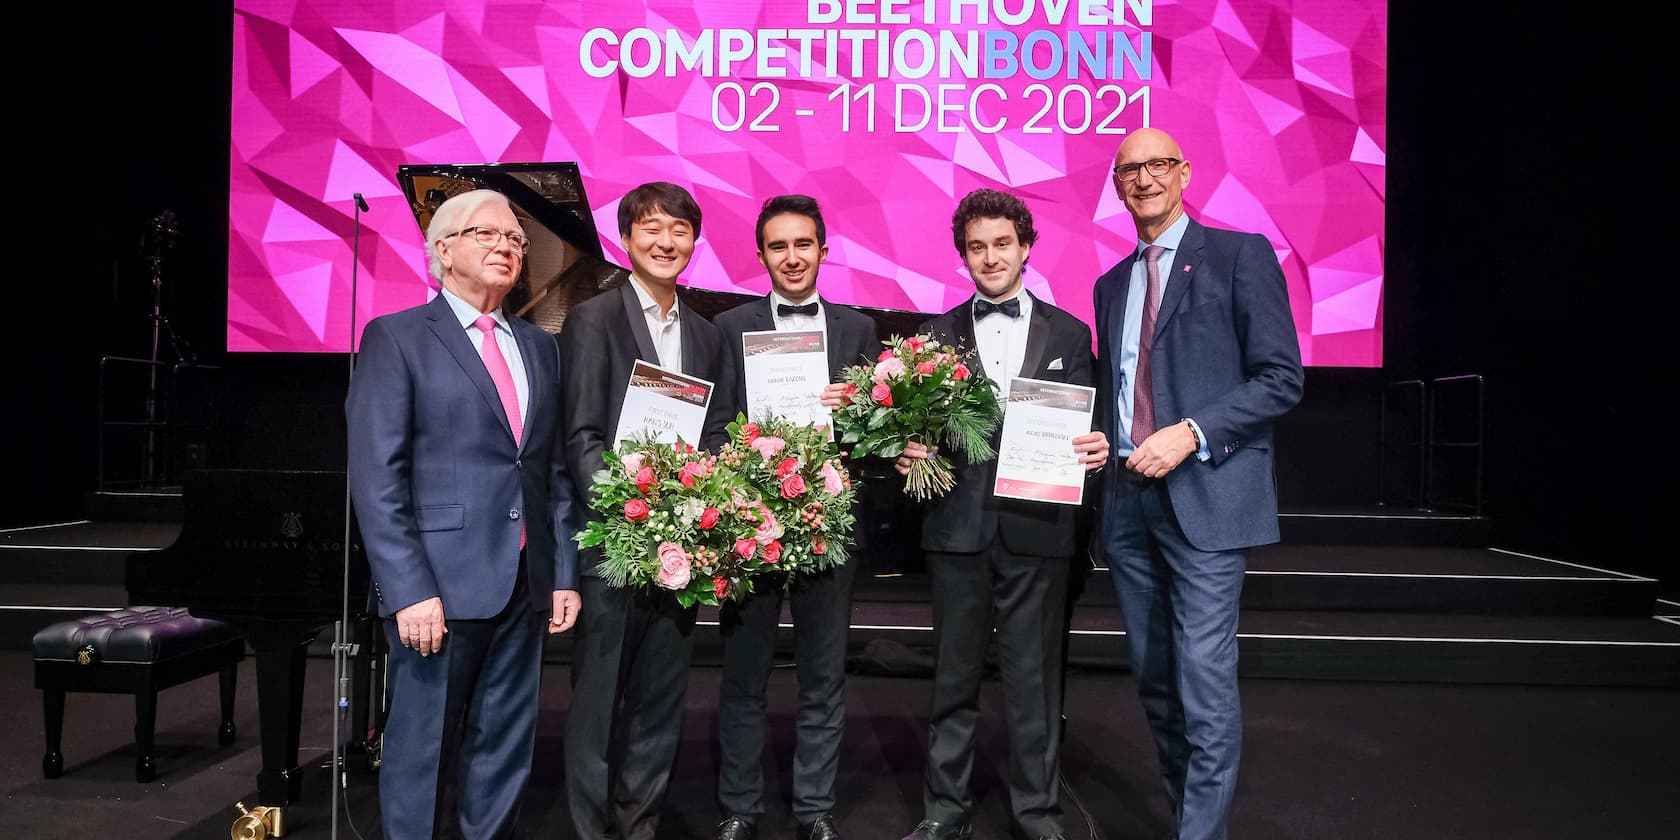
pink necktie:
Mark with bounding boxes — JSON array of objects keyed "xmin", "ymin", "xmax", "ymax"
[
  {"xmin": 475, "ymin": 315, "xmax": 524, "ymax": 548},
  {"xmin": 1131, "ymin": 245, "xmax": 1166, "ymax": 447},
  {"xmin": 474, "ymin": 315, "xmax": 522, "ymax": 445}
]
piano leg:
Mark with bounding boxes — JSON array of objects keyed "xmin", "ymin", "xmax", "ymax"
[
  {"xmin": 245, "ymin": 621, "xmax": 322, "ymax": 807},
  {"xmin": 134, "ymin": 689, "xmax": 157, "ymax": 782},
  {"xmin": 218, "ymin": 663, "xmax": 238, "ymax": 746}
]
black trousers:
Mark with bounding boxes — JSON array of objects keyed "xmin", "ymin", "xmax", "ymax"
[
  {"xmin": 564, "ymin": 576, "xmax": 698, "ymax": 840},
  {"xmin": 922, "ymin": 541, "xmax": 1071, "ymax": 837},
  {"xmin": 716, "ymin": 558, "xmax": 858, "ymax": 823}
]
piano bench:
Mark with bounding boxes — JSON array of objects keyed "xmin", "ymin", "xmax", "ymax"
[{"xmin": 31, "ymin": 606, "xmax": 246, "ymax": 782}]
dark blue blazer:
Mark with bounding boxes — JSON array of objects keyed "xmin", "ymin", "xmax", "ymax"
[
  {"xmin": 1093, "ymin": 218, "xmax": 1304, "ymax": 552},
  {"xmin": 347, "ymin": 294, "xmax": 580, "ymax": 619}
]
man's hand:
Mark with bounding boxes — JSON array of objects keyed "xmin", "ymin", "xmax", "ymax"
[
  {"xmin": 395, "ymin": 597, "xmax": 447, "ymax": 657},
  {"xmin": 894, "ymin": 441, "xmax": 937, "ymax": 476},
  {"xmin": 820, "ymin": 382, "xmax": 851, "ymax": 409},
  {"xmin": 1124, "ymin": 421, "xmax": 1197, "ymax": 479},
  {"xmin": 1074, "ymin": 431, "xmax": 1110, "ymax": 472},
  {"xmin": 549, "ymin": 590, "xmax": 581, "ymax": 634}
]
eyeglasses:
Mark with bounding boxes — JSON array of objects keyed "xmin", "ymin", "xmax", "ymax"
[
  {"xmin": 1112, "ymin": 157, "xmax": 1182, "ymax": 182},
  {"xmin": 447, "ymin": 226, "xmax": 530, "ymax": 254}
]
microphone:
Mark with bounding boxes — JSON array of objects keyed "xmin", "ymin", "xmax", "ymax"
[{"xmin": 353, "ymin": 192, "xmax": 368, "ymax": 213}]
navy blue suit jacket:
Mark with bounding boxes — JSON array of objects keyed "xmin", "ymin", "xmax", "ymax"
[
  {"xmin": 1093, "ymin": 219, "xmax": 1304, "ymax": 552},
  {"xmin": 347, "ymin": 294, "xmax": 580, "ymax": 619}
]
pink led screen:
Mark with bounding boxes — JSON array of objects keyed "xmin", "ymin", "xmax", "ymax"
[{"xmin": 229, "ymin": 0, "xmax": 1385, "ymax": 365}]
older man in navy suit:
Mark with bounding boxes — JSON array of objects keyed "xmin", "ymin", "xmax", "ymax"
[
  {"xmin": 1093, "ymin": 128, "xmax": 1303, "ymax": 840},
  {"xmin": 348, "ymin": 189, "xmax": 582, "ymax": 838}
]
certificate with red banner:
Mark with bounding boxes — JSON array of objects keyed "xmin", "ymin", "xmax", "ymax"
[
  {"xmin": 992, "ymin": 377, "xmax": 1095, "ymax": 506},
  {"xmin": 741, "ymin": 329, "xmax": 829, "ymax": 429},
  {"xmin": 614, "ymin": 360, "xmax": 713, "ymax": 448}
]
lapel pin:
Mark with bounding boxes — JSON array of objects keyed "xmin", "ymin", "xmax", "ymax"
[{"xmin": 1183, "ymin": 265, "xmax": 1192, "ymax": 272}]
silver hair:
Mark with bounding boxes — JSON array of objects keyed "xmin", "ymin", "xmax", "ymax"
[{"xmin": 424, "ymin": 189, "xmax": 514, "ymax": 282}]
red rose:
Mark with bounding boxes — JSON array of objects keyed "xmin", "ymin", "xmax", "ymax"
[
  {"xmin": 952, "ymin": 363, "xmax": 970, "ymax": 381},
  {"xmin": 634, "ymin": 466, "xmax": 656, "ymax": 493},
  {"xmin": 906, "ymin": 336, "xmax": 926, "ymax": 352},
  {"xmin": 878, "ymin": 348, "xmax": 895, "ymax": 362},
  {"xmin": 916, "ymin": 360, "xmax": 936, "ymax": 375},
  {"xmin": 871, "ymin": 382, "xmax": 893, "ymax": 406},
  {"xmin": 842, "ymin": 383, "xmax": 859, "ymax": 403},
  {"xmin": 779, "ymin": 474, "xmax": 807, "ymax": 499},
  {"xmin": 734, "ymin": 538, "xmax": 757, "ymax": 559},
  {"xmin": 679, "ymin": 462, "xmax": 704, "ymax": 488},
  {"xmin": 623, "ymin": 499, "xmax": 650, "ymax": 522},
  {"xmin": 714, "ymin": 576, "xmax": 730, "ymax": 599},
  {"xmin": 741, "ymin": 422, "xmax": 761, "ymax": 444},
  {"xmin": 813, "ymin": 539, "xmax": 827, "ymax": 555},
  {"xmin": 699, "ymin": 506, "xmax": 721, "ymax": 530},
  {"xmin": 762, "ymin": 540, "xmax": 783, "ymax": 563},
  {"xmin": 775, "ymin": 456, "xmax": 800, "ymax": 478}
]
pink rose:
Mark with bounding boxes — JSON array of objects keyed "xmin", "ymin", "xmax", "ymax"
[
  {"xmin": 819, "ymin": 461, "xmax": 844, "ymax": 495},
  {"xmin": 952, "ymin": 363, "xmax": 970, "ymax": 381},
  {"xmin": 634, "ymin": 466, "xmax": 656, "ymax": 493},
  {"xmin": 916, "ymin": 360, "xmax": 936, "ymax": 375},
  {"xmin": 741, "ymin": 423, "xmax": 761, "ymax": 444},
  {"xmin": 878, "ymin": 348, "xmax": 895, "ymax": 362},
  {"xmin": 621, "ymin": 452, "xmax": 645, "ymax": 474},
  {"xmin": 714, "ymin": 576, "xmax": 730, "ymax": 599},
  {"xmin": 753, "ymin": 504, "xmax": 782, "ymax": 543},
  {"xmin": 734, "ymin": 538, "xmax": 757, "ymax": 559},
  {"xmin": 762, "ymin": 540, "xmax": 783, "ymax": 564},
  {"xmin": 623, "ymin": 499, "xmax": 650, "ymax": 522},
  {"xmin": 906, "ymin": 336, "xmax": 927, "ymax": 352},
  {"xmin": 679, "ymin": 461, "xmax": 706, "ymax": 488},
  {"xmin": 699, "ymin": 506, "xmax": 721, "ymax": 530},
  {"xmin": 872, "ymin": 356, "xmax": 906, "ymax": 383},
  {"xmin": 871, "ymin": 382, "xmax": 893, "ymax": 406},
  {"xmin": 780, "ymin": 474, "xmax": 808, "ymax": 500},
  {"xmin": 655, "ymin": 542, "xmax": 692, "ymax": 590},
  {"xmin": 750, "ymin": 436, "xmax": 787, "ymax": 459},
  {"xmin": 812, "ymin": 539, "xmax": 827, "ymax": 555},
  {"xmin": 775, "ymin": 456, "xmax": 800, "ymax": 478}
]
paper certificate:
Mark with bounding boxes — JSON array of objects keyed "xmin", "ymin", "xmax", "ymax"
[
  {"xmin": 992, "ymin": 377, "xmax": 1096, "ymax": 506},
  {"xmin": 614, "ymin": 360, "xmax": 713, "ymax": 448},
  {"xmin": 741, "ymin": 329, "xmax": 830, "ymax": 429}
]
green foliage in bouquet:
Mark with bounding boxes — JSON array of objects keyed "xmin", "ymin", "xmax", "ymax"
[
  {"xmin": 831, "ymin": 334, "xmax": 1002, "ymax": 500},
  {"xmin": 717, "ymin": 413, "xmax": 857, "ymax": 582},
  {"xmin": 575, "ymin": 439, "xmax": 778, "ymax": 607}
]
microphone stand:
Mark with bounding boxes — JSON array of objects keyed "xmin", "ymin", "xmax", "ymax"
[{"xmin": 332, "ymin": 192, "xmax": 371, "ymax": 840}]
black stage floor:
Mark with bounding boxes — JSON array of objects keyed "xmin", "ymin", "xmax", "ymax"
[{"xmin": 1, "ymin": 649, "xmax": 1677, "ymax": 840}]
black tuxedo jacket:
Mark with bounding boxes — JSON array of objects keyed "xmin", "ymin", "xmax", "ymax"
[
  {"xmin": 918, "ymin": 292, "xmax": 1095, "ymax": 557},
  {"xmin": 711, "ymin": 294, "xmax": 879, "ymax": 420},
  {"xmin": 557, "ymin": 281, "xmax": 736, "ymax": 576}
]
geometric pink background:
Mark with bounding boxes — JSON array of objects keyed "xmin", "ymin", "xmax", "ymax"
[{"xmin": 229, "ymin": 1, "xmax": 1384, "ymax": 365}]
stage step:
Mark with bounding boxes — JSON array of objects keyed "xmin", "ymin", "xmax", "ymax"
[
  {"xmin": 0, "ymin": 521, "xmax": 178, "ymax": 586},
  {"xmin": 0, "ymin": 582, "xmax": 129, "ymax": 649},
  {"xmin": 672, "ymin": 603, "xmax": 1680, "ymax": 688},
  {"xmin": 1278, "ymin": 505, "xmax": 1493, "ymax": 546},
  {"xmin": 83, "ymin": 489, "xmax": 183, "ymax": 522}
]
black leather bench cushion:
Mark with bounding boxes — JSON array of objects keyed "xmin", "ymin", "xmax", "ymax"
[{"xmin": 32, "ymin": 607, "xmax": 241, "ymax": 664}]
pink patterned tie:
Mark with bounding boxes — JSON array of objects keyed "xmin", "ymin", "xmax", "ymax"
[
  {"xmin": 475, "ymin": 315, "xmax": 524, "ymax": 548},
  {"xmin": 1131, "ymin": 245, "xmax": 1167, "ymax": 447}
]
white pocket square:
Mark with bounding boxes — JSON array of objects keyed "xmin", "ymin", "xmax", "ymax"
[{"xmin": 1047, "ymin": 357, "xmax": 1064, "ymax": 370}]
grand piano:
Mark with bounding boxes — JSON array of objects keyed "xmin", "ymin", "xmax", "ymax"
[{"xmin": 129, "ymin": 162, "xmax": 929, "ymax": 830}]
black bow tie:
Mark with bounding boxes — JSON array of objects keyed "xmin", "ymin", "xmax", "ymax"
[
  {"xmin": 975, "ymin": 297, "xmax": 1021, "ymax": 319},
  {"xmin": 777, "ymin": 301, "xmax": 819, "ymax": 318}
]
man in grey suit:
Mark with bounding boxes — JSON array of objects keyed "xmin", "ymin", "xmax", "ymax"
[
  {"xmin": 347, "ymin": 189, "xmax": 582, "ymax": 839},
  {"xmin": 897, "ymin": 189, "xmax": 1109, "ymax": 840},
  {"xmin": 709, "ymin": 195, "xmax": 877, "ymax": 840},
  {"xmin": 1093, "ymin": 128, "xmax": 1304, "ymax": 840},
  {"xmin": 558, "ymin": 181, "xmax": 737, "ymax": 840}
]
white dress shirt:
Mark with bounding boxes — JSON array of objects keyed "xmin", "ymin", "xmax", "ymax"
[
  {"xmin": 769, "ymin": 291, "xmax": 826, "ymax": 337},
  {"xmin": 971, "ymin": 289, "xmax": 1032, "ymax": 395},
  {"xmin": 629, "ymin": 277, "xmax": 683, "ymax": 372}
]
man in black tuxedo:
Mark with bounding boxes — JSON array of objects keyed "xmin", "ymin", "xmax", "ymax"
[
  {"xmin": 558, "ymin": 181, "xmax": 737, "ymax": 840},
  {"xmin": 896, "ymin": 189, "xmax": 1109, "ymax": 840},
  {"xmin": 708, "ymin": 195, "xmax": 878, "ymax": 840}
]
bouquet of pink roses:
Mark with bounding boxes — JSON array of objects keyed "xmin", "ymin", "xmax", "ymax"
[
  {"xmin": 715, "ymin": 414, "xmax": 857, "ymax": 579},
  {"xmin": 575, "ymin": 438, "xmax": 781, "ymax": 607},
  {"xmin": 832, "ymin": 334, "xmax": 1002, "ymax": 500}
]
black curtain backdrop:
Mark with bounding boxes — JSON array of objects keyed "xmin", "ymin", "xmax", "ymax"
[{"xmin": 9, "ymin": 4, "xmax": 1666, "ymax": 582}]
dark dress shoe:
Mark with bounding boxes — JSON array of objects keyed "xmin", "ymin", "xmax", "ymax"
[
  {"xmin": 900, "ymin": 820, "xmax": 972, "ymax": 840},
  {"xmin": 802, "ymin": 815, "xmax": 842, "ymax": 840},
  {"xmin": 714, "ymin": 816, "xmax": 756, "ymax": 840}
]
